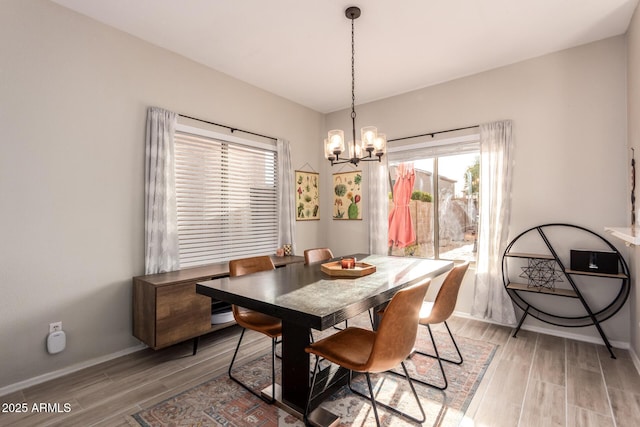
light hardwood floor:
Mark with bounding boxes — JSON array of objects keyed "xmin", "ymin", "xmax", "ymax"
[{"xmin": 2, "ymin": 316, "xmax": 640, "ymax": 427}]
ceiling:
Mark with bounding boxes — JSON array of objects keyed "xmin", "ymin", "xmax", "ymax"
[{"xmin": 51, "ymin": 0, "xmax": 638, "ymax": 113}]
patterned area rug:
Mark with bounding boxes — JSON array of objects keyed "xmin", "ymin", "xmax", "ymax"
[{"xmin": 133, "ymin": 319, "xmax": 497, "ymax": 427}]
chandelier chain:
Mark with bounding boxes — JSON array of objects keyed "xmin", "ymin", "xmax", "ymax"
[
  {"xmin": 351, "ymin": 16, "xmax": 355, "ymax": 118},
  {"xmin": 350, "ymin": 15, "xmax": 357, "ymax": 143}
]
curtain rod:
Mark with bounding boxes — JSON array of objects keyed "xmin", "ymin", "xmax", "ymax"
[
  {"xmin": 178, "ymin": 113, "xmax": 278, "ymax": 141},
  {"xmin": 387, "ymin": 125, "xmax": 479, "ymax": 143}
]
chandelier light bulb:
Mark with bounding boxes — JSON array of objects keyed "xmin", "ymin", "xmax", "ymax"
[
  {"xmin": 361, "ymin": 126, "xmax": 377, "ymax": 150},
  {"xmin": 324, "ymin": 138, "xmax": 336, "ymax": 161},
  {"xmin": 327, "ymin": 129, "xmax": 345, "ymax": 155},
  {"xmin": 349, "ymin": 140, "xmax": 363, "ymax": 159},
  {"xmin": 374, "ymin": 133, "xmax": 387, "ymax": 154}
]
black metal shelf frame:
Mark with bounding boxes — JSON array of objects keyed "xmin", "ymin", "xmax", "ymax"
[{"xmin": 502, "ymin": 223, "xmax": 630, "ymax": 359}]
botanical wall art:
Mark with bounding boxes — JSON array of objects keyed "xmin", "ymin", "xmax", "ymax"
[
  {"xmin": 295, "ymin": 171, "xmax": 320, "ymax": 220},
  {"xmin": 333, "ymin": 170, "xmax": 362, "ymax": 220}
]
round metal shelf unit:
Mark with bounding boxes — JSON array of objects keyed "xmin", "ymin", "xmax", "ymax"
[{"xmin": 502, "ymin": 223, "xmax": 630, "ymax": 358}]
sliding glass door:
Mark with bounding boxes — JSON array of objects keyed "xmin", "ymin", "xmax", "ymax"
[{"xmin": 388, "ymin": 137, "xmax": 479, "ymax": 262}]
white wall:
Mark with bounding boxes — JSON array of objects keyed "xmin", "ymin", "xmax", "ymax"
[
  {"xmin": 628, "ymin": 4, "xmax": 640, "ymax": 360},
  {"xmin": 0, "ymin": 0, "xmax": 323, "ymax": 390},
  {"xmin": 324, "ymin": 36, "xmax": 631, "ymax": 344}
]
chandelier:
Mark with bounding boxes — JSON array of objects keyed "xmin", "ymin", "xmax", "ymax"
[{"xmin": 325, "ymin": 6, "xmax": 386, "ymax": 166}]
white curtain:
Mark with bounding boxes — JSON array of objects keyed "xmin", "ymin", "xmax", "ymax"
[
  {"xmin": 472, "ymin": 120, "xmax": 517, "ymax": 324},
  {"xmin": 277, "ymin": 139, "xmax": 296, "ymax": 254},
  {"xmin": 144, "ymin": 107, "xmax": 180, "ymax": 274},
  {"xmin": 368, "ymin": 157, "xmax": 389, "ymax": 255}
]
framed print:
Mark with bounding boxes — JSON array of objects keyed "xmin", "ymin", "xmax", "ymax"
[
  {"xmin": 333, "ymin": 171, "xmax": 362, "ymax": 220},
  {"xmin": 295, "ymin": 171, "xmax": 319, "ymax": 220}
]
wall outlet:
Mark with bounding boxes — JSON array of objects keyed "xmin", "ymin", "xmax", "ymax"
[{"xmin": 49, "ymin": 321, "xmax": 62, "ymax": 334}]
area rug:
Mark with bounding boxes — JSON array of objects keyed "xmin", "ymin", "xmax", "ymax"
[{"xmin": 132, "ymin": 322, "xmax": 497, "ymax": 427}]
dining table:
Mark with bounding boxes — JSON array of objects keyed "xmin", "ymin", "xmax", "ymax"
[{"xmin": 196, "ymin": 253, "xmax": 453, "ymax": 424}]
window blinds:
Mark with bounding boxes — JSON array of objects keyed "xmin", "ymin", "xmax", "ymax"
[{"xmin": 174, "ymin": 129, "xmax": 278, "ymax": 268}]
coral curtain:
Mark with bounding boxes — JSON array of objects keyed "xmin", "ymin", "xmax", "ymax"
[
  {"xmin": 276, "ymin": 139, "xmax": 296, "ymax": 254},
  {"xmin": 144, "ymin": 107, "xmax": 180, "ymax": 274},
  {"xmin": 471, "ymin": 120, "xmax": 517, "ymax": 324},
  {"xmin": 388, "ymin": 163, "xmax": 416, "ymax": 248}
]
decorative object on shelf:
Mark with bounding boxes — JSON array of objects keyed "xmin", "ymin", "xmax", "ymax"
[
  {"xmin": 606, "ymin": 148, "xmax": 640, "ymax": 245},
  {"xmin": 333, "ymin": 170, "xmax": 362, "ymax": 220},
  {"xmin": 295, "ymin": 170, "xmax": 319, "ymax": 220},
  {"xmin": 321, "ymin": 260, "xmax": 376, "ymax": 277},
  {"xmin": 519, "ymin": 258, "xmax": 563, "ymax": 290},
  {"xmin": 324, "ymin": 6, "xmax": 386, "ymax": 166},
  {"xmin": 570, "ymin": 249, "xmax": 618, "ymax": 274}
]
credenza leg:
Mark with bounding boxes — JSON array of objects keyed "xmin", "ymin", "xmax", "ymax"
[{"xmin": 192, "ymin": 336, "xmax": 200, "ymax": 356}]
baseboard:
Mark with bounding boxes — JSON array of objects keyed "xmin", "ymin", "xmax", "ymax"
[
  {"xmin": 630, "ymin": 347, "xmax": 640, "ymax": 376},
  {"xmin": 0, "ymin": 343, "xmax": 147, "ymax": 397},
  {"xmin": 453, "ymin": 310, "xmax": 630, "ymax": 349},
  {"xmin": 519, "ymin": 323, "xmax": 630, "ymax": 350}
]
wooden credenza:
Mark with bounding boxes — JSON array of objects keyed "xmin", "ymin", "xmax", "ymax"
[{"xmin": 133, "ymin": 255, "xmax": 304, "ymax": 350}]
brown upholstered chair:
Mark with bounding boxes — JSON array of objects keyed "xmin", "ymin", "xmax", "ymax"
[
  {"xmin": 412, "ymin": 261, "xmax": 469, "ymax": 390},
  {"xmin": 304, "ymin": 279, "xmax": 431, "ymax": 426},
  {"xmin": 227, "ymin": 256, "xmax": 281, "ymax": 403},
  {"xmin": 303, "ymin": 247, "xmax": 334, "ymax": 265}
]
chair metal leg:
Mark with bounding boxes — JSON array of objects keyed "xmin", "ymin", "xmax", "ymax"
[
  {"xmin": 347, "ymin": 362, "xmax": 426, "ymax": 425},
  {"xmin": 228, "ymin": 328, "xmax": 245, "ymax": 376},
  {"xmin": 363, "ymin": 372, "xmax": 382, "ymax": 427},
  {"xmin": 419, "ymin": 324, "xmax": 448, "ymax": 390},
  {"xmin": 228, "ymin": 328, "xmax": 276, "ymax": 404},
  {"xmin": 414, "ymin": 321, "xmax": 463, "ymax": 365},
  {"xmin": 275, "ymin": 338, "xmax": 282, "ymax": 360},
  {"xmin": 389, "ymin": 323, "xmax": 453, "ymax": 390},
  {"xmin": 400, "ymin": 361, "xmax": 427, "ymax": 422}
]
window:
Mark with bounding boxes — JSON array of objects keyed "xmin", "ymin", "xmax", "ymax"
[
  {"xmin": 388, "ymin": 134, "xmax": 479, "ymax": 262},
  {"xmin": 174, "ymin": 125, "xmax": 278, "ymax": 268}
]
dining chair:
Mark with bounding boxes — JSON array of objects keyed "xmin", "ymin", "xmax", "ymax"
[
  {"xmin": 304, "ymin": 278, "xmax": 431, "ymax": 426},
  {"xmin": 410, "ymin": 261, "xmax": 469, "ymax": 390},
  {"xmin": 227, "ymin": 255, "xmax": 281, "ymax": 403},
  {"xmin": 303, "ymin": 247, "xmax": 334, "ymax": 265}
]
